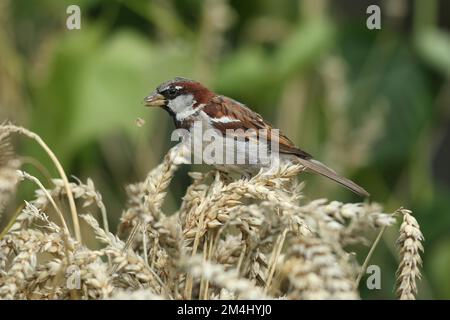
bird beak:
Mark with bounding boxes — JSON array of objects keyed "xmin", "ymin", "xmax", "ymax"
[{"xmin": 144, "ymin": 93, "xmax": 166, "ymax": 107}]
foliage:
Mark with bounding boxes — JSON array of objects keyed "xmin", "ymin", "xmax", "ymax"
[{"xmin": 0, "ymin": 0, "xmax": 449, "ymax": 298}]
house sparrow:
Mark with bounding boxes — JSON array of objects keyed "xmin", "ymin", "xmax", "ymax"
[{"xmin": 144, "ymin": 77, "xmax": 369, "ymax": 197}]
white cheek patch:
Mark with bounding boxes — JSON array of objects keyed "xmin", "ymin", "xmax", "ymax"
[
  {"xmin": 167, "ymin": 94, "xmax": 195, "ymax": 120},
  {"xmin": 168, "ymin": 95, "xmax": 205, "ymax": 121},
  {"xmin": 168, "ymin": 94, "xmax": 194, "ymax": 113}
]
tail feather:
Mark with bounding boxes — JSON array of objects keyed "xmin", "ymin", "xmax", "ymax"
[{"xmin": 296, "ymin": 158, "xmax": 370, "ymax": 197}]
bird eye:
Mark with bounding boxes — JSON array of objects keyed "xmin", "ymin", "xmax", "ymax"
[{"xmin": 165, "ymin": 87, "xmax": 178, "ymax": 98}]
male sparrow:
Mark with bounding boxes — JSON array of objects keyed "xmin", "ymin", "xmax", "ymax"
[{"xmin": 144, "ymin": 77, "xmax": 369, "ymax": 197}]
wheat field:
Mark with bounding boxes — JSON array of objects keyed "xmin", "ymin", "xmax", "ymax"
[{"xmin": 0, "ymin": 124, "xmax": 423, "ymax": 300}]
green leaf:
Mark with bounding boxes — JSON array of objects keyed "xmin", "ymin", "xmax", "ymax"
[
  {"xmin": 275, "ymin": 19, "xmax": 335, "ymax": 78},
  {"xmin": 215, "ymin": 47, "xmax": 276, "ymax": 103},
  {"xmin": 66, "ymin": 31, "xmax": 194, "ymax": 154},
  {"xmin": 32, "ymin": 28, "xmax": 194, "ymax": 163},
  {"xmin": 428, "ymin": 239, "xmax": 450, "ymax": 298},
  {"xmin": 415, "ymin": 29, "xmax": 450, "ymax": 77}
]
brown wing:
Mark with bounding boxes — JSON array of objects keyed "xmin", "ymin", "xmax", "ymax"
[
  {"xmin": 203, "ymin": 95, "xmax": 313, "ymax": 159},
  {"xmin": 202, "ymin": 95, "xmax": 369, "ymax": 197}
]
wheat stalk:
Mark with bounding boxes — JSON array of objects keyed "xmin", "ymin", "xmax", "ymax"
[
  {"xmin": 0, "ymin": 131, "xmax": 424, "ymax": 300},
  {"xmin": 396, "ymin": 208, "xmax": 424, "ymax": 300},
  {"xmin": 0, "ymin": 124, "xmax": 81, "ymax": 242},
  {"xmin": 0, "ymin": 136, "xmax": 20, "ymax": 216}
]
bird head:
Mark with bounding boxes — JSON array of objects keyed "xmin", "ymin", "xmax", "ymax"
[{"xmin": 144, "ymin": 77, "xmax": 214, "ymax": 119}]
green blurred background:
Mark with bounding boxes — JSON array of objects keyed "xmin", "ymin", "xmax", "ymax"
[{"xmin": 1, "ymin": 0, "xmax": 449, "ymax": 299}]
